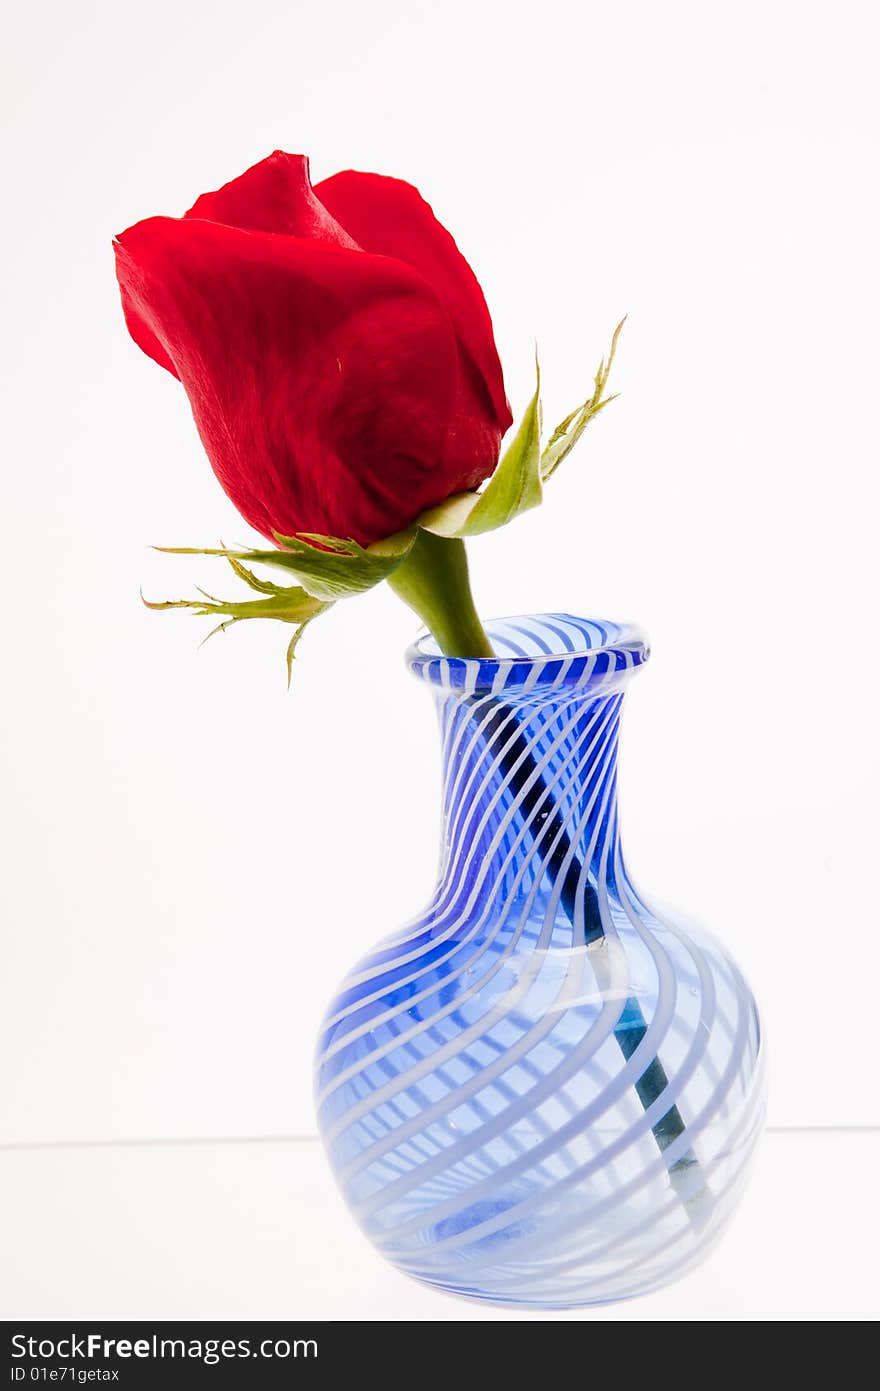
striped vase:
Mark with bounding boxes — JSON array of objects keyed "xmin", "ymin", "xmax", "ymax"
[{"xmin": 315, "ymin": 615, "xmax": 765, "ymax": 1308}]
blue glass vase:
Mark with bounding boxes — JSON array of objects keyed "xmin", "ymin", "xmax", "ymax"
[{"xmin": 316, "ymin": 615, "xmax": 765, "ymax": 1308}]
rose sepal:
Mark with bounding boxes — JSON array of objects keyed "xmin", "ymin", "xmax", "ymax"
[
  {"xmin": 417, "ymin": 318, "xmax": 623, "ymax": 540},
  {"xmin": 154, "ymin": 527, "xmax": 417, "ymax": 604},
  {"xmin": 142, "ymin": 554, "xmax": 331, "ymax": 684}
]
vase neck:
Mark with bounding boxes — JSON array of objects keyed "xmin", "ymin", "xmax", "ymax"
[
  {"xmin": 433, "ymin": 682, "xmax": 625, "ymax": 912},
  {"xmin": 409, "ymin": 615, "xmax": 647, "ymax": 939}
]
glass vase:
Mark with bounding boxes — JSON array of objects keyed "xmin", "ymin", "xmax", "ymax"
[{"xmin": 315, "ymin": 614, "xmax": 765, "ymax": 1308}]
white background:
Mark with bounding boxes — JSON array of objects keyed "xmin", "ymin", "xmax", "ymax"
[{"xmin": 2, "ymin": 0, "xmax": 879, "ymax": 1315}]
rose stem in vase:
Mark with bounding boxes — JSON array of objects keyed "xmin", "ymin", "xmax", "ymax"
[
  {"xmin": 471, "ymin": 698, "xmax": 710, "ymax": 1216},
  {"xmin": 390, "ymin": 531, "xmax": 711, "ymax": 1218}
]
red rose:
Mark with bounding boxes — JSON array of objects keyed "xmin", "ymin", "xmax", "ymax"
[{"xmin": 114, "ymin": 151, "xmax": 512, "ymax": 546}]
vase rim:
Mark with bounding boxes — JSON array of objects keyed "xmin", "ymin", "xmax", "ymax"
[{"xmin": 406, "ymin": 612, "xmax": 649, "ymax": 695}]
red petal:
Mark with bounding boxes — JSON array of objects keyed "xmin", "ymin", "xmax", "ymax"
[
  {"xmin": 185, "ymin": 150, "xmax": 358, "ymax": 248},
  {"xmin": 115, "ymin": 153, "xmax": 357, "ymax": 379},
  {"xmin": 114, "ymin": 216, "xmax": 491, "ymax": 544},
  {"xmin": 115, "ymin": 239, "xmax": 180, "ymax": 377},
  {"xmin": 315, "ymin": 171, "xmax": 512, "ymax": 434}
]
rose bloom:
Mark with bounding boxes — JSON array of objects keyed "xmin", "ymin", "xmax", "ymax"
[{"xmin": 114, "ymin": 151, "xmax": 512, "ymax": 546}]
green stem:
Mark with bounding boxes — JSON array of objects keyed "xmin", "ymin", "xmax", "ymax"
[{"xmin": 387, "ymin": 531, "xmax": 494, "ymax": 658}]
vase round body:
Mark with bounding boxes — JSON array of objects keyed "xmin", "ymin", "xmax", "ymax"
[{"xmin": 315, "ymin": 615, "xmax": 765, "ymax": 1308}]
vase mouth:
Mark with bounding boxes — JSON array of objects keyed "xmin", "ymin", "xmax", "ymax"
[{"xmin": 407, "ymin": 613, "xmax": 649, "ymax": 696}]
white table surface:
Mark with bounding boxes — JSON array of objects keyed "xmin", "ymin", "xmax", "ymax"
[{"xmin": 2, "ymin": 1130, "xmax": 877, "ymax": 1322}]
